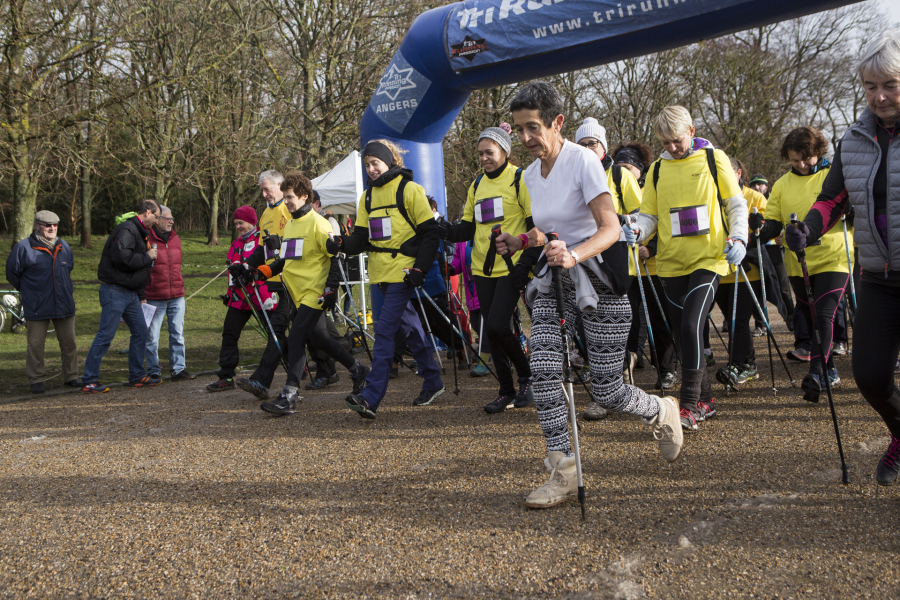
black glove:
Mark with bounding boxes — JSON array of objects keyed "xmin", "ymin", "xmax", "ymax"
[
  {"xmin": 264, "ymin": 234, "xmax": 281, "ymax": 254},
  {"xmin": 321, "ymin": 286, "xmax": 337, "ymax": 310},
  {"xmin": 785, "ymin": 222, "xmax": 810, "ymax": 252},
  {"xmin": 403, "ymin": 268, "xmax": 426, "ymax": 288},
  {"xmin": 512, "ymin": 262, "xmax": 532, "ymax": 292},
  {"xmin": 219, "ymin": 294, "xmax": 230, "ymax": 306},
  {"xmin": 325, "ymin": 236, "xmax": 344, "ymax": 255},
  {"xmin": 447, "ymin": 263, "xmax": 457, "ymax": 277},
  {"xmin": 228, "ymin": 262, "xmax": 252, "ymax": 286},
  {"xmin": 748, "ymin": 212, "xmax": 765, "ymax": 231}
]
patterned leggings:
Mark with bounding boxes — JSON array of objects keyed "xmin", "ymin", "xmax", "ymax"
[{"xmin": 531, "ymin": 270, "xmax": 660, "ymax": 456}]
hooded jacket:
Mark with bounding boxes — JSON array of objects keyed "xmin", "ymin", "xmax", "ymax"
[
  {"xmin": 5, "ymin": 233, "xmax": 75, "ymax": 321},
  {"xmin": 97, "ymin": 216, "xmax": 153, "ymax": 299}
]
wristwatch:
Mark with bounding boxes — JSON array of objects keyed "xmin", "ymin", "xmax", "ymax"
[{"xmin": 570, "ymin": 250, "xmax": 580, "ymax": 265}]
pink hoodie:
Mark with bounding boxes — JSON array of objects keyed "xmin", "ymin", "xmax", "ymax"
[{"xmin": 449, "ymin": 240, "xmax": 479, "ymax": 312}]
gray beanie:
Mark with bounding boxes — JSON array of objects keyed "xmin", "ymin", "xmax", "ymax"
[
  {"xmin": 575, "ymin": 117, "xmax": 608, "ymax": 153},
  {"xmin": 477, "ymin": 126, "xmax": 511, "ymax": 155}
]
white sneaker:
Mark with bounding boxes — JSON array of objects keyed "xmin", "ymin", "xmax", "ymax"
[
  {"xmin": 643, "ymin": 395, "xmax": 683, "ymax": 463},
  {"xmin": 525, "ymin": 451, "xmax": 578, "ymax": 508}
]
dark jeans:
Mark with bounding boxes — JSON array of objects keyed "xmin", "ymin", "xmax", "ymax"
[
  {"xmin": 285, "ymin": 306, "xmax": 356, "ymax": 388},
  {"xmin": 474, "ymin": 274, "xmax": 531, "ymax": 396},
  {"xmin": 83, "ymin": 284, "xmax": 148, "ymax": 383},
  {"xmin": 361, "ymin": 283, "xmax": 442, "ymax": 411},
  {"xmin": 853, "ymin": 278, "xmax": 900, "ymax": 438},
  {"xmin": 661, "ymin": 270, "xmax": 719, "ymax": 410},
  {"xmin": 627, "ymin": 275, "xmax": 675, "ymax": 374},
  {"xmin": 248, "ymin": 297, "xmax": 292, "ymax": 388},
  {"xmin": 789, "ymin": 271, "xmax": 848, "ymax": 374}
]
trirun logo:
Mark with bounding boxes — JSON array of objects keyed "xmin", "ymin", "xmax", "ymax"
[{"xmin": 376, "ymin": 64, "xmax": 417, "ymax": 102}]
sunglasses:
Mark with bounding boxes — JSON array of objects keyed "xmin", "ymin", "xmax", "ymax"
[
  {"xmin": 37, "ymin": 222, "xmax": 58, "ymax": 228},
  {"xmin": 578, "ymin": 140, "xmax": 601, "ymax": 149}
]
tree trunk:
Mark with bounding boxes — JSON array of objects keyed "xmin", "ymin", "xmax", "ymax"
[
  {"xmin": 154, "ymin": 173, "xmax": 168, "ymax": 207},
  {"xmin": 11, "ymin": 144, "xmax": 36, "ymax": 246},
  {"xmin": 207, "ymin": 180, "xmax": 220, "ymax": 246},
  {"xmin": 80, "ymin": 163, "xmax": 92, "ymax": 248}
]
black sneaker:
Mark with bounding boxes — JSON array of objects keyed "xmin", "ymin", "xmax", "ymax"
[
  {"xmin": 787, "ymin": 348, "xmax": 811, "ymax": 362},
  {"xmin": 656, "ymin": 372, "xmax": 677, "ymax": 390},
  {"xmin": 680, "ymin": 407, "xmax": 698, "ymax": 432},
  {"xmin": 64, "ymin": 379, "xmax": 83, "ymax": 388},
  {"xmin": 128, "ymin": 375, "xmax": 162, "ymax": 387},
  {"xmin": 716, "ymin": 365, "xmax": 740, "ymax": 390},
  {"xmin": 261, "ymin": 390, "xmax": 299, "ymax": 416},
  {"xmin": 236, "ymin": 378, "xmax": 270, "ymax": 400},
  {"xmin": 390, "ymin": 364, "xmax": 399, "ymax": 379},
  {"xmin": 484, "ymin": 394, "xmax": 515, "ymax": 414},
  {"xmin": 172, "ymin": 370, "xmax": 197, "ymax": 381},
  {"xmin": 305, "ymin": 373, "xmax": 340, "ymax": 391},
  {"xmin": 413, "ymin": 387, "xmax": 445, "ymax": 406},
  {"xmin": 832, "ymin": 342, "xmax": 847, "ymax": 356},
  {"xmin": 801, "ymin": 372, "xmax": 823, "ymax": 403},
  {"xmin": 751, "ymin": 326, "xmax": 765, "ymax": 337},
  {"xmin": 876, "ymin": 435, "xmax": 900, "ymax": 485},
  {"xmin": 206, "ymin": 378, "xmax": 235, "ymax": 393},
  {"xmin": 514, "ymin": 378, "xmax": 534, "ymax": 408},
  {"xmin": 697, "ymin": 399, "xmax": 716, "ymax": 421},
  {"xmin": 30, "ymin": 382, "xmax": 45, "ymax": 394},
  {"xmin": 346, "ymin": 393, "xmax": 376, "ymax": 419},
  {"xmin": 350, "ymin": 365, "xmax": 370, "ymax": 395}
]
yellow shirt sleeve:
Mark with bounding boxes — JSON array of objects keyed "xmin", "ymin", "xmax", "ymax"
[
  {"xmin": 405, "ymin": 182, "xmax": 435, "ymax": 228},
  {"xmin": 462, "ymin": 182, "xmax": 476, "ymax": 222},
  {"xmin": 621, "ymin": 168, "xmax": 643, "ymax": 212},
  {"xmin": 356, "ymin": 190, "xmax": 369, "ymax": 227},
  {"xmin": 640, "ymin": 160, "xmax": 660, "ymax": 217}
]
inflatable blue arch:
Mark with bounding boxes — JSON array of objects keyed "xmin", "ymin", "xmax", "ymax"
[{"xmin": 359, "ymin": 0, "xmax": 861, "ymax": 214}]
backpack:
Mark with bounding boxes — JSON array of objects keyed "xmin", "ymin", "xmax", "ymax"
[
  {"xmin": 652, "ymin": 147, "xmax": 730, "ymax": 234},
  {"xmin": 472, "ymin": 167, "xmax": 526, "ymax": 214},
  {"xmin": 364, "ymin": 179, "xmax": 420, "ymax": 258}
]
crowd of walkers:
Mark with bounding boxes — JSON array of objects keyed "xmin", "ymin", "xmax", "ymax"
[{"xmin": 7, "ymin": 29, "xmax": 900, "ymax": 506}]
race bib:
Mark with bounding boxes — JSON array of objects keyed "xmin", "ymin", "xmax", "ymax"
[
  {"xmin": 264, "ymin": 245, "xmax": 277, "ymax": 261},
  {"xmin": 243, "ymin": 241, "xmax": 256, "ymax": 254},
  {"xmin": 669, "ymin": 204, "xmax": 710, "ymax": 238},
  {"xmin": 369, "ymin": 216, "xmax": 392, "ymax": 241},
  {"xmin": 280, "ymin": 239, "xmax": 303, "ymax": 259},
  {"xmin": 474, "ymin": 196, "xmax": 504, "ymax": 224}
]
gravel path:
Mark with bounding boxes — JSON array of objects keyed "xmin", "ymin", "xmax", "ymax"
[{"xmin": 1, "ymin": 318, "xmax": 897, "ymax": 598}]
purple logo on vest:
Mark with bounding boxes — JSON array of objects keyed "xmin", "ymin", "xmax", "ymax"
[{"xmin": 679, "ymin": 208, "xmax": 700, "ymax": 234}]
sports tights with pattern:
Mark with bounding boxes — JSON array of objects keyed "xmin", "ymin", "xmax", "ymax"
[{"xmin": 531, "ymin": 270, "xmax": 659, "ymax": 456}]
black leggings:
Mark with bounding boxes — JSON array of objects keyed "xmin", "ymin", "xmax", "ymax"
[
  {"xmin": 714, "ymin": 278, "xmax": 762, "ymax": 368},
  {"xmin": 789, "ymin": 271, "xmax": 848, "ymax": 374},
  {"xmin": 661, "ymin": 270, "xmax": 719, "ymax": 411},
  {"xmin": 627, "ymin": 275, "xmax": 676, "ymax": 374},
  {"xmin": 286, "ymin": 305, "xmax": 356, "ymax": 388},
  {"xmin": 853, "ymin": 277, "xmax": 900, "ymax": 438},
  {"xmin": 474, "ymin": 274, "xmax": 531, "ymax": 396}
]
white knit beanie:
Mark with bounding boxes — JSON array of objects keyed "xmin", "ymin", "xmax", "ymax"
[
  {"xmin": 478, "ymin": 126, "xmax": 512, "ymax": 155},
  {"xmin": 575, "ymin": 117, "xmax": 608, "ymax": 153}
]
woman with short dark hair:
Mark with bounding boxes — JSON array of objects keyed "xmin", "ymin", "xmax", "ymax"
[{"xmin": 496, "ymin": 81, "xmax": 683, "ymax": 510}]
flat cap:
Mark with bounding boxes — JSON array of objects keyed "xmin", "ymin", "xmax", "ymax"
[{"xmin": 34, "ymin": 210, "xmax": 59, "ymax": 224}]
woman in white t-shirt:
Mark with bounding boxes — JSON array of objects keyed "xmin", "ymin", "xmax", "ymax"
[{"xmin": 495, "ymin": 82, "xmax": 683, "ymax": 510}]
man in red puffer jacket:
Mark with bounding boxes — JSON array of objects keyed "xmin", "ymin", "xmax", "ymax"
[{"xmin": 143, "ymin": 205, "xmax": 195, "ymax": 381}]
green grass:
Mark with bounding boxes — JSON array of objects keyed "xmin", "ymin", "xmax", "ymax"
[{"xmin": 0, "ymin": 231, "xmax": 269, "ymax": 394}]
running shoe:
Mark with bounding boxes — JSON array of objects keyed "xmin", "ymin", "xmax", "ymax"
[
  {"xmin": 832, "ymin": 342, "xmax": 847, "ymax": 356},
  {"xmin": 171, "ymin": 370, "xmax": 196, "ymax": 381},
  {"xmin": 705, "ymin": 352, "xmax": 716, "ymax": 367},
  {"xmin": 346, "ymin": 393, "xmax": 376, "ymax": 419},
  {"xmin": 583, "ymin": 401, "xmax": 608, "ymax": 421},
  {"xmin": 30, "ymin": 382, "xmax": 44, "ymax": 394},
  {"xmin": 514, "ymin": 378, "xmax": 534, "ymax": 408},
  {"xmin": 128, "ymin": 375, "xmax": 161, "ymax": 387},
  {"xmin": 751, "ymin": 326, "xmax": 765, "ymax": 337},
  {"xmin": 697, "ymin": 399, "xmax": 716, "ymax": 421},
  {"xmin": 413, "ymin": 387, "xmax": 445, "ymax": 406},
  {"xmin": 350, "ymin": 364, "xmax": 370, "ymax": 395},
  {"xmin": 876, "ymin": 435, "xmax": 900, "ymax": 485},
  {"xmin": 260, "ymin": 390, "xmax": 299, "ymax": 416},
  {"xmin": 206, "ymin": 378, "xmax": 234, "ymax": 392},
  {"xmin": 737, "ymin": 364, "xmax": 759, "ymax": 384},
  {"xmin": 716, "ymin": 364, "xmax": 740, "ymax": 389},
  {"xmin": 470, "ymin": 362, "xmax": 489, "ymax": 377},
  {"xmin": 787, "ymin": 348, "xmax": 811, "ymax": 362},
  {"xmin": 304, "ymin": 373, "xmax": 339, "ymax": 391},
  {"xmin": 644, "ymin": 396, "xmax": 683, "ymax": 463},
  {"xmin": 82, "ymin": 382, "xmax": 110, "ymax": 394},
  {"xmin": 680, "ymin": 407, "xmax": 698, "ymax": 432},
  {"xmin": 801, "ymin": 372, "xmax": 823, "ymax": 403},
  {"xmin": 236, "ymin": 378, "xmax": 270, "ymax": 400},
  {"xmin": 657, "ymin": 372, "xmax": 677, "ymax": 390},
  {"xmin": 827, "ymin": 367, "xmax": 841, "ymax": 388},
  {"xmin": 484, "ymin": 394, "xmax": 515, "ymax": 414}
]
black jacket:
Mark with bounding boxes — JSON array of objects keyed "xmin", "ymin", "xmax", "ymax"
[{"xmin": 97, "ymin": 216, "xmax": 153, "ymax": 299}]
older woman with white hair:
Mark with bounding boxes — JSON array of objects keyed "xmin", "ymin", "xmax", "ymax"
[
  {"xmin": 495, "ymin": 82, "xmax": 683, "ymax": 510},
  {"xmin": 784, "ymin": 29, "xmax": 900, "ymax": 485}
]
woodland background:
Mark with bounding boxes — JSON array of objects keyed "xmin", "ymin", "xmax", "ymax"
[{"xmin": 0, "ymin": 0, "xmax": 891, "ymax": 248}]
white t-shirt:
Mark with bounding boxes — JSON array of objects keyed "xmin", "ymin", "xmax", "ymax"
[{"xmin": 525, "ymin": 140, "xmax": 610, "ymax": 247}]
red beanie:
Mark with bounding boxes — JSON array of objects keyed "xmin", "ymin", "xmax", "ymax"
[{"xmin": 232, "ymin": 205, "xmax": 258, "ymax": 226}]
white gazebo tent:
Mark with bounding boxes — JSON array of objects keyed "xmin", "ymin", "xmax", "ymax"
[{"xmin": 312, "ymin": 150, "xmax": 370, "ymax": 328}]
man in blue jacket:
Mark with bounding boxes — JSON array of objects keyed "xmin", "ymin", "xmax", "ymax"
[
  {"xmin": 82, "ymin": 200, "xmax": 161, "ymax": 393},
  {"xmin": 5, "ymin": 211, "xmax": 80, "ymax": 394}
]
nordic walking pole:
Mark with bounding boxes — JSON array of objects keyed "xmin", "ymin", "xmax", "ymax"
[
  {"xmin": 410, "ymin": 284, "xmax": 444, "ymax": 373},
  {"xmin": 841, "ymin": 215, "xmax": 857, "ymax": 318},
  {"xmin": 737, "ymin": 265, "xmax": 796, "ymax": 386},
  {"xmin": 547, "ymin": 233, "xmax": 585, "ymax": 520},
  {"xmin": 328, "ymin": 233, "xmax": 373, "ymax": 362},
  {"xmin": 632, "ymin": 244, "xmax": 663, "ymax": 388},
  {"xmin": 708, "ymin": 313, "xmax": 728, "ymax": 353},
  {"xmin": 438, "ymin": 244, "xmax": 460, "ymax": 395},
  {"xmin": 752, "ymin": 208, "xmax": 777, "ymax": 396},
  {"xmin": 415, "ymin": 284, "xmax": 500, "ymax": 382},
  {"xmin": 789, "ymin": 213, "xmax": 849, "ymax": 484},
  {"xmin": 725, "ymin": 244, "xmax": 740, "ymax": 394},
  {"xmin": 641, "ymin": 258, "xmax": 680, "ymax": 367},
  {"xmin": 248, "ymin": 280, "xmax": 291, "ymax": 374}
]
